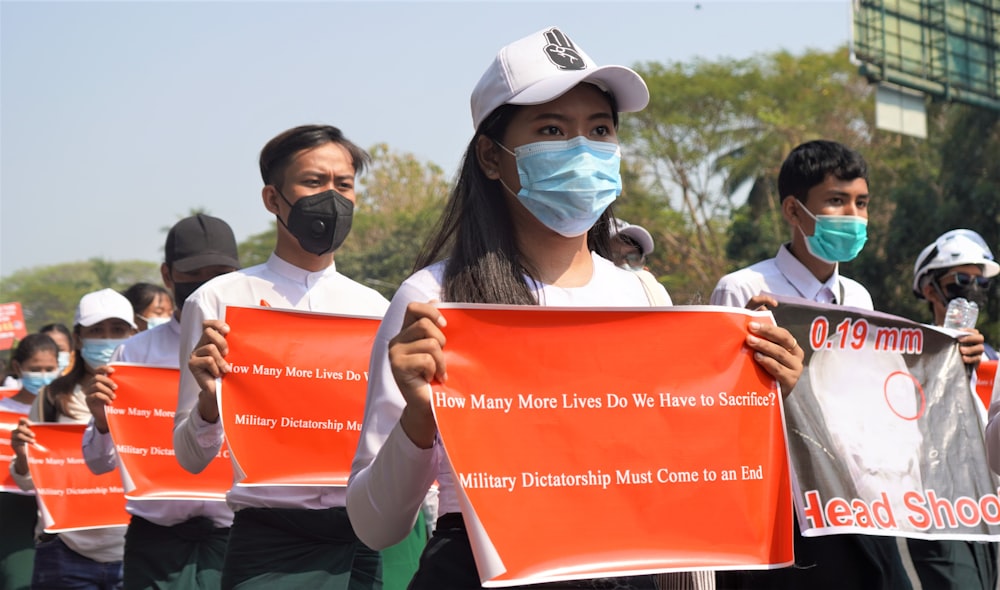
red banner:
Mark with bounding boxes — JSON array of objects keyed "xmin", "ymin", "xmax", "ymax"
[
  {"xmin": 432, "ymin": 305, "xmax": 792, "ymax": 587},
  {"xmin": 0, "ymin": 302, "xmax": 28, "ymax": 350},
  {"xmin": 0, "ymin": 410, "xmax": 28, "ymax": 493},
  {"xmin": 104, "ymin": 364, "xmax": 232, "ymax": 500},
  {"xmin": 25, "ymin": 423, "xmax": 129, "ymax": 532},
  {"xmin": 977, "ymin": 360, "xmax": 998, "ymax": 410},
  {"xmin": 220, "ymin": 306, "xmax": 381, "ymax": 486}
]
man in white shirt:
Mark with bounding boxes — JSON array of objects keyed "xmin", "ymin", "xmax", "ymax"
[
  {"xmin": 711, "ymin": 140, "xmax": 913, "ymax": 590},
  {"xmin": 82, "ymin": 214, "xmax": 240, "ymax": 589},
  {"xmin": 174, "ymin": 125, "xmax": 390, "ymax": 590}
]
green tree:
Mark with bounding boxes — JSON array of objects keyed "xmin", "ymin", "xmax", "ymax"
[
  {"xmin": 622, "ymin": 47, "xmax": 879, "ymax": 300},
  {"xmin": 338, "ymin": 144, "xmax": 450, "ymax": 298},
  {"xmin": 0, "ymin": 260, "xmax": 160, "ymax": 332}
]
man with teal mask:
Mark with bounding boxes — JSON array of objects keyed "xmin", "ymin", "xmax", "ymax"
[{"xmin": 710, "ymin": 140, "xmax": 915, "ymax": 589}]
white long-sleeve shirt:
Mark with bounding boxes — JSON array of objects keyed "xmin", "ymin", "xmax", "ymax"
[
  {"xmin": 81, "ymin": 317, "xmax": 234, "ymax": 528},
  {"xmin": 347, "ymin": 253, "xmax": 666, "ymax": 550},
  {"xmin": 173, "ymin": 253, "xmax": 389, "ymax": 511}
]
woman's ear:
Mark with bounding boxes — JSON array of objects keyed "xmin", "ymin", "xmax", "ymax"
[
  {"xmin": 475, "ymin": 135, "xmax": 502, "ymax": 180},
  {"xmin": 10, "ymin": 360, "xmax": 22, "ymax": 378}
]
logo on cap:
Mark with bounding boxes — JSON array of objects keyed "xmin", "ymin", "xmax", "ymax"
[{"xmin": 543, "ymin": 28, "xmax": 585, "ymax": 71}]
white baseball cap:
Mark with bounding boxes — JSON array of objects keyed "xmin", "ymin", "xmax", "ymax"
[
  {"xmin": 74, "ymin": 288, "xmax": 138, "ymax": 329},
  {"xmin": 470, "ymin": 26, "xmax": 649, "ymax": 130},
  {"xmin": 611, "ymin": 219, "xmax": 654, "ymax": 255},
  {"xmin": 912, "ymin": 229, "xmax": 999, "ymax": 297}
]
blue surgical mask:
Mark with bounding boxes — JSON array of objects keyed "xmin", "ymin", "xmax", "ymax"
[
  {"xmin": 80, "ymin": 338, "xmax": 126, "ymax": 369},
  {"xmin": 498, "ymin": 137, "xmax": 622, "ymax": 238},
  {"xmin": 141, "ymin": 315, "xmax": 172, "ymax": 329},
  {"xmin": 20, "ymin": 371, "xmax": 59, "ymax": 395},
  {"xmin": 57, "ymin": 351, "xmax": 72, "ymax": 372},
  {"xmin": 796, "ymin": 201, "xmax": 868, "ymax": 263}
]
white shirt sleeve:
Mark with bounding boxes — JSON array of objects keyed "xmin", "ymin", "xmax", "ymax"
[
  {"xmin": 173, "ymin": 289, "xmax": 225, "ymax": 474},
  {"xmin": 710, "ymin": 276, "xmax": 750, "ymax": 308},
  {"xmin": 10, "ymin": 392, "xmax": 44, "ymax": 491},
  {"xmin": 81, "ymin": 418, "xmax": 117, "ymax": 475},
  {"xmin": 347, "ymin": 279, "xmax": 441, "ymax": 550}
]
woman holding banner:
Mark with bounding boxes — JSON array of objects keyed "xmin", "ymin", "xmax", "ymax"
[
  {"xmin": 347, "ymin": 26, "xmax": 804, "ymax": 589},
  {"xmin": 9, "ymin": 288, "xmax": 136, "ymax": 590},
  {"xmin": 1, "ymin": 333, "xmax": 60, "ymax": 590}
]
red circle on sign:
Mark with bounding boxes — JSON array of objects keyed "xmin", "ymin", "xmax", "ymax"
[{"xmin": 883, "ymin": 370, "xmax": 925, "ymax": 421}]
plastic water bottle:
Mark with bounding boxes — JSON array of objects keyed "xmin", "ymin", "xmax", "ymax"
[{"xmin": 944, "ymin": 297, "xmax": 979, "ymax": 330}]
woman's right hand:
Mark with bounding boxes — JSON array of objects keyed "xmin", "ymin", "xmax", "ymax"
[{"xmin": 389, "ymin": 301, "xmax": 447, "ymax": 449}]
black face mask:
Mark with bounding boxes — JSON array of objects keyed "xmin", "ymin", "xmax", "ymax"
[
  {"xmin": 275, "ymin": 189, "xmax": 354, "ymax": 255},
  {"xmin": 173, "ymin": 280, "xmax": 208, "ymax": 311},
  {"xmin": 942, "ymin": 282, "xmax": 987, "ymax": 308}
]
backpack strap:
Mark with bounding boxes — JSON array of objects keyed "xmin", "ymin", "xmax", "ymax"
[{"xmin": 636, "ymin": 270, "xmax": 669, "ymax": 306}]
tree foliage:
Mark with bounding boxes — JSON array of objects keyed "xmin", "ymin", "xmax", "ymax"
[
  {"xmin": 2, "ymin": 48, "xmax": 998, "ymax": 344},
  {"xmin": 0, "ymin": 259, "xmax": 160, "ymax": 332}
]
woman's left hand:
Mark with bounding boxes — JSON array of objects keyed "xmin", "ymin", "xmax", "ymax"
[{"xmin": 746, "ymin": 321, "xmax": 804, "ymax": 397}]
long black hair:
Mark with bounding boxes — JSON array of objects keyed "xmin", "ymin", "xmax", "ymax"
[
  {"xmin": 414, "ymin": 93, "xmax": 619, "ymax": 305},
  {"xmin": 43, "ymin": 325, "xmax": 89, "ymax": 421}
]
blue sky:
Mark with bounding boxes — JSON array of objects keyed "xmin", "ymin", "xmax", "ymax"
[{"xmin": 1, "ymin": 0, "xmax": 852, "ymax": 277}]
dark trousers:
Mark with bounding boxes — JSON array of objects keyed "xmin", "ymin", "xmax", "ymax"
[
  {"xmin": 221, "ymin": 506, "xmax": 380, "ymax": 590},
  {"xmin": 715, "ymin": 518, "xmax": 913, "ymax": 590},
  {"xmin": 123, "ymin": 515, "xmax": 229, "ymax": 590},
  {"xmin": 0, "ymin": 492, "xmax": 38, "ymax": 590},
  {"xmin": 904, "ymin": 538, "xmax": 998, "ymax": 590},
  {"xmin": 408, "ymin": 513, "xmax": 658, "ymax": 590},
  {"xmin": 32, "ymin": 536, "xmax": 123, "ymax": 590}
]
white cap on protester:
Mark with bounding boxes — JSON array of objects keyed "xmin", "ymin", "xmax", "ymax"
[
  {"xmin": 74, "ymin": 288, "xmax": 138, "ymax": 329},
  {"xmin": 611, "ymin": 219, "xmax": 654, "ymax": 255},
  {"xmin": 912, "ymin": 229, "xmax": 999, "ymax": 298},
  {"xmin": 470, "ymin": 26, "xmax": 650, "ymax": 130}
]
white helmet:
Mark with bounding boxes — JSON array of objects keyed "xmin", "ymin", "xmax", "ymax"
[{"xmin": 912, "ymin": 229, "xmax": 999, "ymax": 298}]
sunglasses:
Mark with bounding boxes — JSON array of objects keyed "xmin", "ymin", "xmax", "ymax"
[{"xmin": 940, "ymin": 272, "xmax": 991, "ymax": 289}]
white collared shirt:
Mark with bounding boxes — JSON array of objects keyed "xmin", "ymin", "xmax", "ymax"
[
  {"xmin": 173, "ymin": 253, "xmax": 390, "ymax": 511},
  {"xmin": 709, "ymin": 244, "xmax": 873, "ymax": 310}
]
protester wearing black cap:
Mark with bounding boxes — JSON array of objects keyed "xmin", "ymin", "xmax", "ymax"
[{"xmin": 81, "ymin": 213, "xmax": 239, "ymax": 590}]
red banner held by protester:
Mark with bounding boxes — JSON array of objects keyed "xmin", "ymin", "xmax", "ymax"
[
  {"xmin": 977, "ymin": 360, "xmax": 998, "ymax": 410},
  {"xmin": 26, "ymin": 423, "xmax": 129, "ymax": 532},
  {"xmin": 0, "ymin": 410, "xmax": 28, "ymax": 494},
  {"xmin": 431, "ymin": 304, "xmax": 793, "ymax": 587},
  {"xmin": 104, "ymin": 364, "xmax": 232, "ymax": 500},
  {"xmin": 220, "ymin": 306, "xmax": 381, "ymax": 486}
]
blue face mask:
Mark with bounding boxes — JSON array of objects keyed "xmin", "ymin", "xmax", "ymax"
[
  {"xmin": 57, "ymin": 351, "xmax": 72, "ymax": 372},
  {"xmin": 20, "ymin": 371, "xmax": 60, "ymax": 395},
  {"xmin": 796, "ymin": 201, "xmax": 868, "ymax": 263},
  {"xmin": 80, "ymin": 338, "xmax": 126, "ymax": 369},
  {"xmin": 141, "ymin": 315, "xmax": 172, "ymax": 330},
  {"xmin": 498, "ymin": 136, "xmax": 622, "ymax": 238}
]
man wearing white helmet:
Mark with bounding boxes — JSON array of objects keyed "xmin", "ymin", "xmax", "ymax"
[
  {"xmin": 907, "ymin": 228, "xmax": 997, "ymax": 590},
  {"xmin": 913, "ymin": 229, "xmax": 998, "ymax": 360}
]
